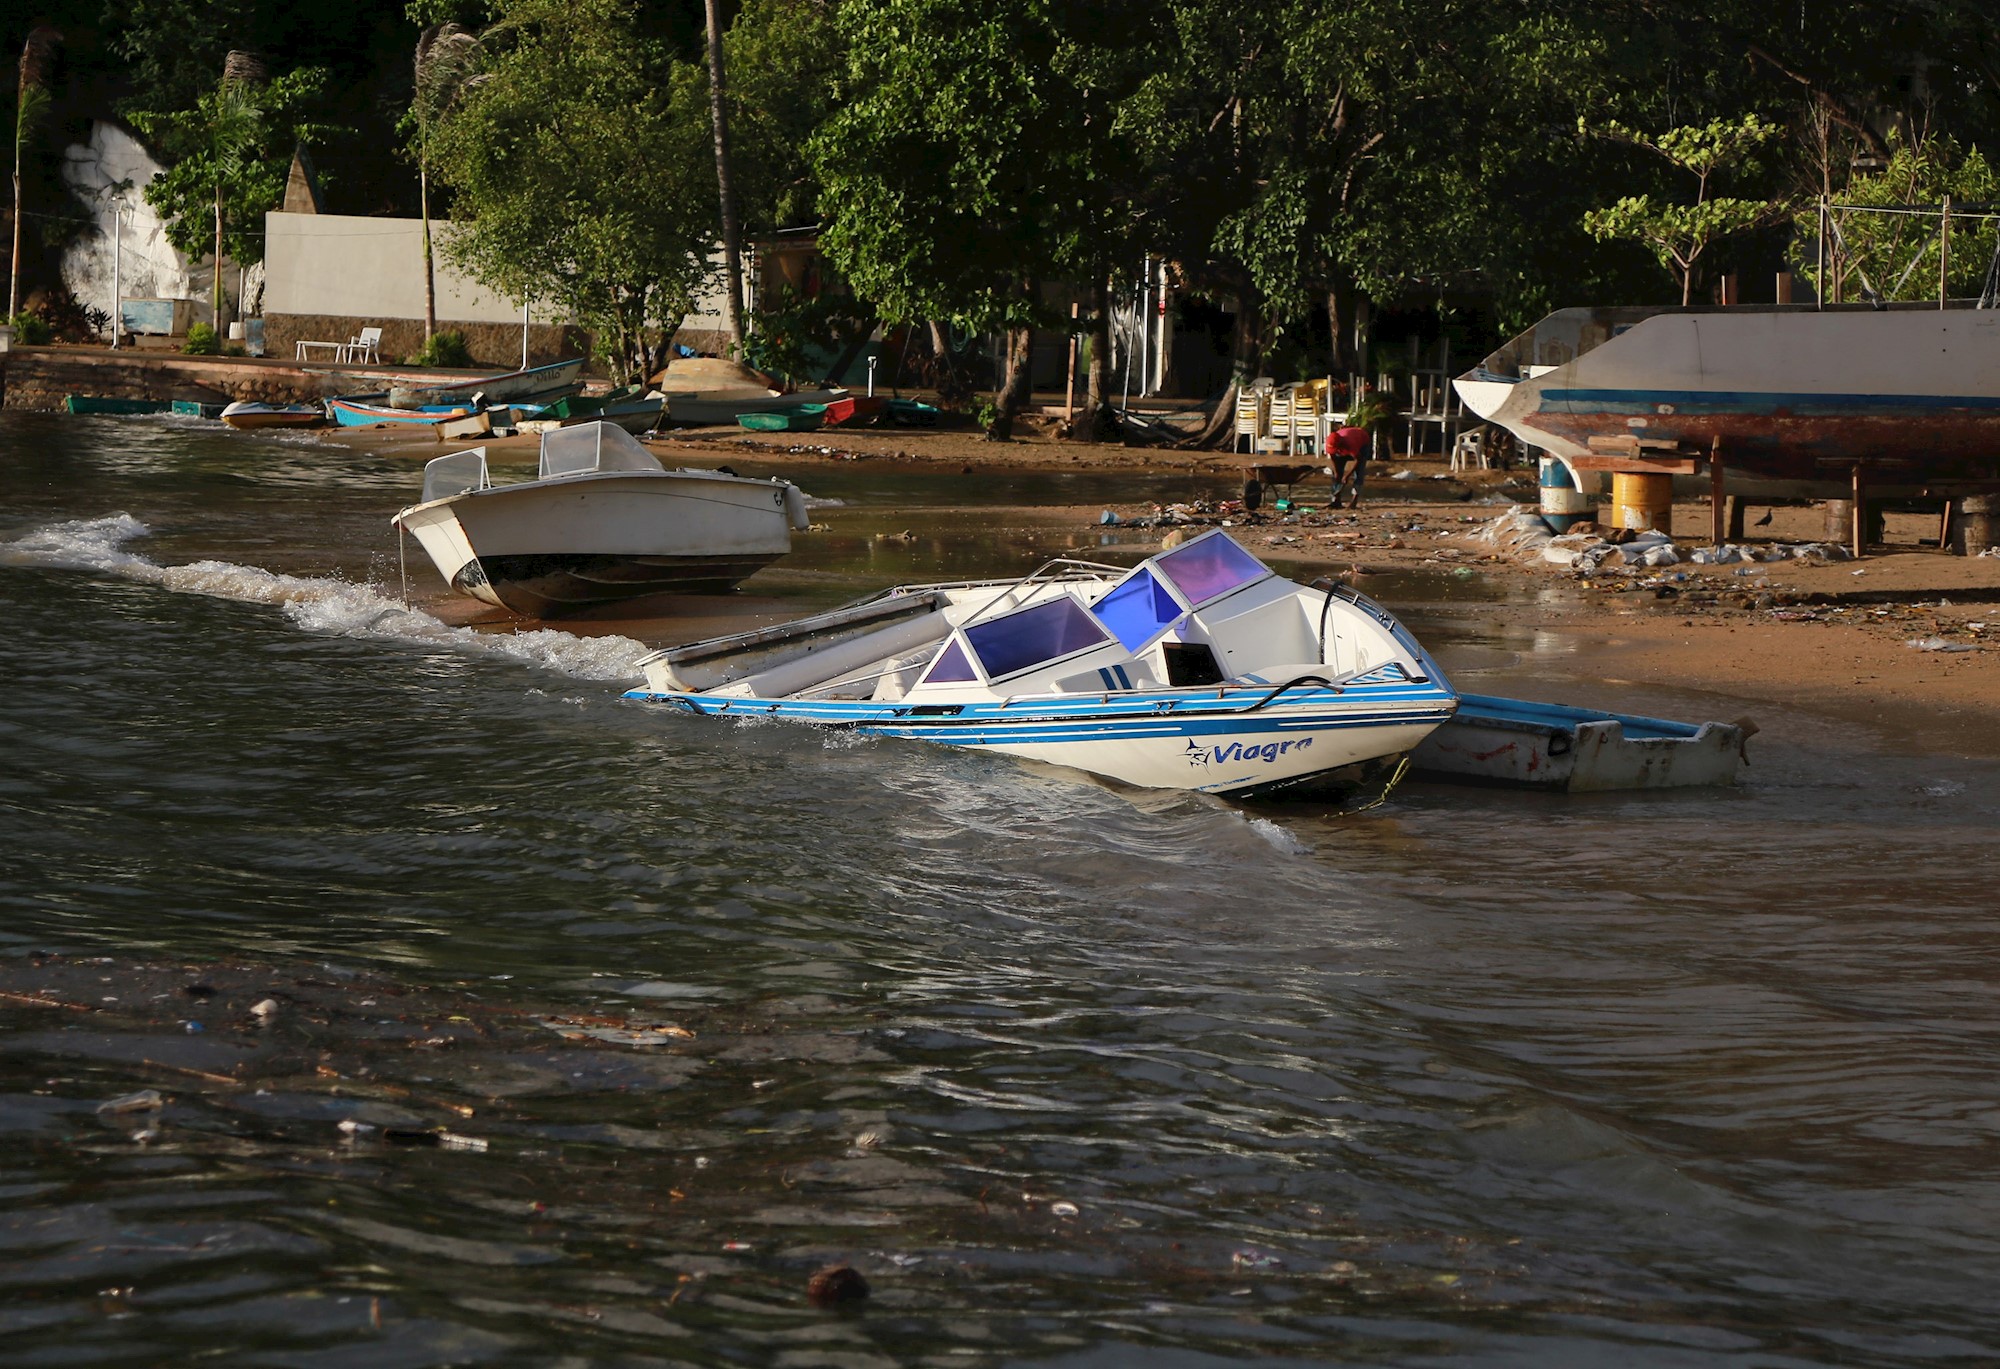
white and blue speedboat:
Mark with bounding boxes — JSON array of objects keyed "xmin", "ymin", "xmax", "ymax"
[{"xmin": 625, "ymin": 530, "xmax": 1457, "ymax": 799}]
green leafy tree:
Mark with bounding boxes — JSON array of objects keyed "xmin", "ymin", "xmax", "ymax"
[
  {"xmin": 1582, "ymin": 115, "xmax": 1786, "ymax": 305},
  {"xmin": 812, "ymin": 0, "xmax": 1143, "ymax": 439},
  {"xmin": 428, "ymin": 0, "xmax": 718, "ymax": 381},
  {"xmin": 10, "ymin": 25, "xmax": 60, "ymax": 318},
  {"xmin": 1801, "ymin": 133, "xmax": 2000, "ymax": 304},
  {"xmin": 131, "ymin": 60, "xmax": 329, "ymax": 323}
]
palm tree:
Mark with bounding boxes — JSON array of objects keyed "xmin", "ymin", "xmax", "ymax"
[
  {"xmin": 10, "ymin": 25, "xmax": 61, "ymax": 320},
  {"xmin": 209, "ymin": 51, "xmax": 267, "ymax": 329},
  {"xmin": 413, "ymin": 24, "xmax": 480, "ymax": 343}
]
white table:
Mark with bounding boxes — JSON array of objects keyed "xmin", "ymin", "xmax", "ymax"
[{"xmin": 295, "ymin": 340, "xmax": 348, "ymax": 362}]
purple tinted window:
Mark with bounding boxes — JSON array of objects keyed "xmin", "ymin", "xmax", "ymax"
[
  {"xmin": 923, "ymin": 637, "xmax": 978, "ymax": 683},
  {"xmin": 1155, "ymin": 534, "xmax": 1268, "ymax": 605},
  {"xmin": 965, "ymin": 596, "xmax": 1110, "ymax": 679},
  {"xmin": 1094, "ymin": 569, "xmax": 1183, "ymax": 650}
]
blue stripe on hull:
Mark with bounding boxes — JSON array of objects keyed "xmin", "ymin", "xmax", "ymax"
[{"xmin": 1543, "ymin": 388, "xmax": 2000, "ymax": 416}]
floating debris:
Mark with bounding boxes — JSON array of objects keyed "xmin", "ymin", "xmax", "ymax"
[
  {"xmin": 806, "ymin": 1265, "xmax": 870, "ymax": 1307},
  {"xmin": 96, "ymin": 1089, "xmax": 164, "ymax": 1116}
]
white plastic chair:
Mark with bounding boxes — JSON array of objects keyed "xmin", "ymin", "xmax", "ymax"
[{"xmin": 344, "ymin": 326, "xmax": 382, "ymax": 364}]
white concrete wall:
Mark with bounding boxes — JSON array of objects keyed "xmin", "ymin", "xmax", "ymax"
[{"xmin": 262, "ymin": 211, "xmax": 536, "ymax": 322}]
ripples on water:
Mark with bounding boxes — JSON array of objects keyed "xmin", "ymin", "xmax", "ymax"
[{"xmin": 3, "ymin": 413, "xmax": 2000, "ymax": 1364}]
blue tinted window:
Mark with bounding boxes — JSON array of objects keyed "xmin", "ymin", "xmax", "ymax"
[
  {"xmin": 965, "ymin": 596, "xmax": 1110, "ymax": 679},
  {"xmin": 1155, "ymin": 534, "xmax": 1268, "ymax": 605},
  {"xmin": 923, "ymin": 637, "xmax": 978, "ymax": 683},
  {"xmin": 1093, "ymin": 569, "xmax": 1183, "ymax": 650}
]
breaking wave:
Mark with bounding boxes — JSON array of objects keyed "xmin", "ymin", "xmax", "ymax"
[{"xmin": 0, "ymin": 514, "xmax": 650, "ymax": 683}]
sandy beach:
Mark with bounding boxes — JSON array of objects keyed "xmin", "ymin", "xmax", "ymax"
[{"xmin": 329, "ymin": 411, "xmax": 2000, "ymax": 758}]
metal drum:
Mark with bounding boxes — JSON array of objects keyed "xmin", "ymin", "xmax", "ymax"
[
  {"xmin": 1538, "ymin": 457, "xmax": 1593, "ymax": 532},
  {"xmin": 1610, "ymin": 472, "xmax": 1673, "ymax": 533}
]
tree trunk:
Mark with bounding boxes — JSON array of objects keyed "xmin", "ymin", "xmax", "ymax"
[
  {"xmin": 1069, "ymin": 274, "xmax": 1114, "ymax": 442},
  {"xmin": 1191, "ymin": 284, "xmax": 1267, "ymax": 448},
  {"xmin": 420, "ymin": 162, "xmax": 436, "ymax": 342},
  {"xmin": 213, "ymin": 180, "xmax": 225, "ymax": 331},
  {"xmin": 927, "ymin": 320, "xmax": 974, "ymax": 404},
  {"xmin": 703, "ymin": 0, "xmax": 744, "ymax": 351},
  {"xmin": 8, "ymin": 165, "xmax": 21, "ymax": 318},
  {"xmin": 988, "ymin": 323, "xmax": 1035, "ymax": 442},
  {"xmin": 1325, "ymin": 283, "xmax": 1357, "ymax": 376}
]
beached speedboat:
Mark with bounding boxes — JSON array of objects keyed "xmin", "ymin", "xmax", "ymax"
[
  {"xmin": 625, "ymin": 530, "xmax": 1457, "ymax": 798},
  {"xmin": 392, "ymin": 420, "xmax": 811, "ymax": 616},
  {"xmin": 219, "ymin": 400, "xmax": 324, "ymax": 430}
]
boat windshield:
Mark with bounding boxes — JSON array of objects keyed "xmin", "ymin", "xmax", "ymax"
[
  {"xmin": 1153, "ymin": 532, "xmax": 1270, "ymax": 606},
  {"xmin": 538, "ymin": 421, "xmax": 667, "ymax": 479},
  {"xmin": 1091, "ymin": 567, "xmax": 1186, "ymax": 650},
  {"xmin": 962, "ymin": 595, "xmax": 1111, "ymax": 681},
  {"xmin": 421, "ymin": 447, "xmax": 490, "ymax": 502}
]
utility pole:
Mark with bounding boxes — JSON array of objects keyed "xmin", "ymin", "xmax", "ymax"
[{"xmin": 704, "ymin": 0, "xmax": 744, "ymax": 351}]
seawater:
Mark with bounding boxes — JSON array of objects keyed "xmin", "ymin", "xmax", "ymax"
[{"xmin": 3, "ymin": 411, "xmax": 2000, "ymax": 1365}]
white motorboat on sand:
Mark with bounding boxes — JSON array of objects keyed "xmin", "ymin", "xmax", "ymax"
[
  {"xmin": 625, "ymin": 530, "xmax": 1458, "ymax": 799},
  {"xmin": 392, "ymin": 421, "xmax": 811, "ymax": 617}
]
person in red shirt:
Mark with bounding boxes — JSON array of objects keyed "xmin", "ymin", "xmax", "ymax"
[{"xmin": 1326, "ymin": 425, "xmax": 1371, "ymax": 509}]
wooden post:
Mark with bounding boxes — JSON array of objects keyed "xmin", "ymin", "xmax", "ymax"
[
  {"xmin": 1816, "ymin": 197, "xmax": 1828, "ymax": 310},
  {"xmin": 1851, "ymin": 464, "xmax": 1867, "ymax": 560},
  {"xmin": 1726, "ymin": 495, "xmax": 1748, "ymax": 540},
  {"xmin": 1064, "ymin": 300, "xmax": 1079, "ymax": 422},
  {"xmin": 1708, "ymin": 437, "xmax": 1726, "ymax": 546},
  {"xmin": 1940, "ymin": 498, "xmax": 1954, "ymax": 552},
  {"xmin": 1941, "ymin": 196, "xmax": 1951, "ymax": 309}
]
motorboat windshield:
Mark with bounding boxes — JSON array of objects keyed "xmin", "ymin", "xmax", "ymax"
[
  {"xmin": 420, "ymin": 447, "xmax": 491, "ymax": 503},
  {"xmin": 537, "ymin": 421, "xmax": 668, "ymax": 479}
]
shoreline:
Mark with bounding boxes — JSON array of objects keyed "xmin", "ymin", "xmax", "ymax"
[{"xmin": 71, "ymin": 402, "xmax": 2000, "ymax": 756}]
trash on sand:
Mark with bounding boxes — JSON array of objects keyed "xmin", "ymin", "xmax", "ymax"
[
  {"xmin": 1907, "ymin": 637, "xmax": 1978, "ymax": 652},
  {"xmin": 806, "ymin": 1264, "xmax": 870, "ymax": 1307},
  {"xmin": 250, "ymin": 998, "xmax": 279, "ymax": 1020},
  {"xmin": 97, "ymin": 1089, "xmax": 163, "ymax": 1115},
  {"xmin": 1099, "ymin": 510, "xmax": 1120, "ymax": 525}
]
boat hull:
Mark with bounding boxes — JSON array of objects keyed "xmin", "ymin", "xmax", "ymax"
[
  {"xmin": 331, "ymin": 398, "xmax": 470, "ymax": 427},
  {"xmin": 220, "ymin": 402, "xmax": 323, "ymax": 429},
  {"xmin": 1457, "ymin": 307, "xmax": 2000, "ymax": 497},
  {"xmin": 627, "ymin": 677, "xmax": 1456, "ymax": 798},
  {"xmin": 397, "ymin": 471, "xmax": 797, "ymax": 616},
  {"xmin": 1410, "ymin": 693, "xmax": 1744, "ymax": 791},
  {"xmin": 664, "ymin": 389, "xmax": 847, "ymax": 426}
]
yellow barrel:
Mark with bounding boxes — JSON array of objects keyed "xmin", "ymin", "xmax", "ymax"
[{"xmin": 1610, "ymin": 472, "xmax": 1673, "ymax": 533}]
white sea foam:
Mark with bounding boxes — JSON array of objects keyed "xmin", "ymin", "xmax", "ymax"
[
  {"xmin": 1246, "ymin": 816, "xmax": 1309, "ymax": 856},
  {"xmin": 2, "ymin": 514, "xmax": 651, "ymax": 684}
]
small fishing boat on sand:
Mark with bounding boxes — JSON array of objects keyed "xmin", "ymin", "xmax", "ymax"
[
  {"xmin": 663, "ymin": 387, "xmax": 848, "ymax": 426},
  {"xmin": 625, "ymin": 529, "xmax": 1457, "ymax": 798},
  {"xmin": 392, "ymin": 420, "xmax": 811, "ymax": 617},
  {"xmin": 220, "ymin": 400, "xmax": 324, "ymax": 430},
  {"xmin": 330, "ymin": 396, "xmax": 473, "ymax": 428}
]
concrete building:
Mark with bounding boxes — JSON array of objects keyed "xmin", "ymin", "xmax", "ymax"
[{"xmin": 260, "ymin": 211, "xmax": 577, "ymax": 366}]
